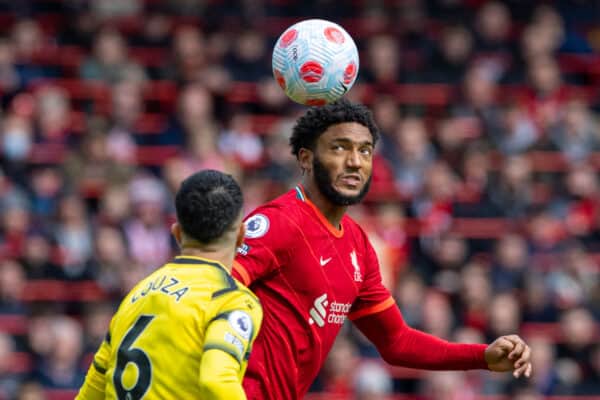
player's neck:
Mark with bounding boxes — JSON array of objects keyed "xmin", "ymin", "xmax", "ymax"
[
  {"xmin": 302, "ymin": 182, "xmax": 346, "ymax": 229},
  {"xmin": 179, "ymin": 246, "xmax": 235, "ymax": 273}
]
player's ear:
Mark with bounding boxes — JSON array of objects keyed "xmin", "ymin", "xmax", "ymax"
[
  {"xmin": 298, "ymin": 147, "xmax": 313, "ymax": 173},
  {"xmin": 171, "ymin": 222, "xmax": 182, "ymax": 247},
  {"xmin": 235, "ymin": 222, "xmax": 246, "ymax": 249}
]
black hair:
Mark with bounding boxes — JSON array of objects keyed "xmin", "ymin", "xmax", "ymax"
[
  {"xmin": 175, "ymin": 170, "xmax": 243, "ymax": 243},
  {"xmin": 290, "ymin": 98, "xmax": 379, "ymax": 158}
]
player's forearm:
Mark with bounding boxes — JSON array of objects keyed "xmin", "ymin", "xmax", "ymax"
[
  {"xmin": 75, "ymin": 364, "xmax": 106, "ymax": 400},
  {"xmin": 199, "ymin": 350, "xmax": 247, "ymax": 400},
  {"xmin": 354, "ymin": 306, "xmax": 488, "ymax": 370}
]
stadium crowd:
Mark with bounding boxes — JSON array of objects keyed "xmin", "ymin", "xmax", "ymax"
[{"xmin": 0, "ymin": 0, "xmax": 599, "ymax": 398}]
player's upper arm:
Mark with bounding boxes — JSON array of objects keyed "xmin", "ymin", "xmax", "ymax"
[
  {"xmin": 233, "ymin": 206, "xmax": 294, "ymax": 285},
  {"xmin": 199, "ymin": 292, "xmax": 262, "ymax": 398},
  {"xmin": 202, "ymin": 292, "xmax": 263, "ymax": 367}
]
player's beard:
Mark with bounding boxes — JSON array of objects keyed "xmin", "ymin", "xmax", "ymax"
[{"xmin": 313, "ymin": 155, "xmax": 371, "ymax": 206}]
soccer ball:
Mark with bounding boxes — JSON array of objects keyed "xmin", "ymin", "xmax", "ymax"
[{"xmin": 272, "ymin": 19, "xmax": 359, "ymax": 106}]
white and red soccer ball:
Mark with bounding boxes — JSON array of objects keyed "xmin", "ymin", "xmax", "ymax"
[{"xmin": 272, "ymin": 19, "xmax": 359, "ymax": 106}]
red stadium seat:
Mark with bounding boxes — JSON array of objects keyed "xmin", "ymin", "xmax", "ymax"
[
  {"xmin": 20, "ymin": 280, "xmax": 107, "ymax": 302},
  {"xmin": 0, "ymin": 314, "xmax": 28, "ymax": 335}
]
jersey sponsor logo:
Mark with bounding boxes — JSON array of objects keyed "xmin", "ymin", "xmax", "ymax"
[
  {"xmin": 308, "ymin": 293, "xmax": 328, "ymax": 327},
  {"xmin": 245, "ymin": 214, "xmax": 269, "ymax": 239},
  {"xmin": 308, "ymin": 293, "xmax": 351, "ymax": 327},
  {"xmin": 350, "ymin": 250, "xmax": 362, "ymax": 282},
  {"xmin": 237, "ymin": 243, "xmax": 251, "ymax": 256},
  {"xmin": 319, "ymin": 256, "xmax": 332, "ymax": 266},
  {"xmin": 228, "ymin": 310, "xmax": 252, "ymax": 340}
]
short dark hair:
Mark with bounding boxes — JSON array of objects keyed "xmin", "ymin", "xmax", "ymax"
[
  {"xmin": 290, "ymin": 99, "xmax": 379, "ymax": 158},
  {"xmin": 175, "ymin": 170, "xmax": 243, "ymax": 243}
]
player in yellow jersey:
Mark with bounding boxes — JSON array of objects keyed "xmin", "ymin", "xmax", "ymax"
[{"xmin": 77, "ymin": 170, "xmax": 263, "ymax": 400}]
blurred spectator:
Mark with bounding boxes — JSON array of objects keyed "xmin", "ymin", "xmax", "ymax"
[
  {"xmin": 0, "ymin": 332, "xmax": 21, "ymax": 400},
  {"xmin": 422, "ymin": 290, "xmax": 455, "ymax": 340},
  {"xmin": 11, "ymin": 20, "xmax": 48, "ymax": 84},
  {"xmin": 527, "ymin": 335, "xmax": 561, "ymax": 395},
  {"xmin": 0, "ymin": 203, "xmax": 30, "ymax": 259},
  {"xmin": 354, "ymin": 360, "xmax": 393, "ymax": 400},
  {"xmin": 489, "ymin": 154, "xmax": 534, "ymax": 218},
  {"xmin": 259, "ymin": 118, "xmax": 298, "ymax": 186},
  {"xmin": 14, "ymin": 380, "xmax": 46, "ymax": 400},
  {"xmin": 413, "ymin": 162, "xmax": 457, "ymax": 239},
  {"xmin": 427, "ymin": 25, "xmax": 474, "ymax": 83},
  {"xmin": 0, "ymin": 259, "xmax": 26, "ymax": 314},
  {"xmin": 0, "ymin": 37, "xmax": 23, "ymax": 95},
  {"xmin": 161, "ymin": 25, "xmax": 208, "ymax": 83},
  {"xmin": 522, "ymin": 272, "xmax": 559, "ymax": 323},
  {"xmin": 97, "ymin": 184, "xmax": 131, "ymax": 227},
  {"xmin": 523, "ymin": 56, "xmax": 568, "ymax": 135},
  {"xmin": 361, "ymin": 35, "xmax": 402, "ymax": 89},
  {"xmin": 395, "ymin": 1, "xmax": 433, "ymax": 76},
  {"xmin": 53, "ymin": 194, "xmax": 94, "ymax": 279},
  {"xmin": 472, "ymin": 1, "xmax": 514, "ymax": 80},
  {"xmin": 21, "ymin": 231, "xmax": 63, "ymax": 280},
  {"xmin": 124, "ymin": 174, "xmax": 171, "ymax": 272},
  {"xmin": 224, "ymin": 30, "xmax": 269, "ymax": 82},
  {"xmin": 80, "ymin": 27, "xmax": 147, "ymax": 84},
  {"xmin": 420, "ymin": 370, "xmax": 477, "ymax": 400},
  {"xmin": 218, "ymin": 111, "xmax": 265, "ymax": 168},
  {"xmin": 1, "ymin": 113, "xmax": 34, "ymax": 183},
  {"xmin": 556, "ymin": 307, "xmax": 597, "ymax": 392},
  {"xmin": 548, "ymin": 98, "xmax": 600, "ymax": 163},
  {"xmin": 31, "ymin": 316, "xmax": 86, "ymax": 389},
  {"xmin": 394, "ymin": 271, "xmax": 426, "ymax": 328},
  {"xmin": 496, "ymin": 103, "xmax": 538, "ymax": 154},
  {"xmin": 387, "ymin": 117, "xmax": 436, "ymax": 198},
  {"xmin": 86, "ymin": 225, "xmax": 128, "ymax": 295},
  {"xmin": 29, "ymin": 166, "xmax": 64, "ymax": 220},
  {"xmin": 373, "ymin": 202, "xmax": 409, "ymax": 278},
  {"xmin": 491, "ymin": 233, "xmax": 529, "ymax": 292},
  {"xmin": 532, "ymin": 4, "xmax": 592, "ymax": 54},
  {"xmin": 547, "ymin": 243, "xmax": 598, "ymax": 310},
  {"xmin": 34, "ymin": 86, "xmax": 72, "ymax": 147},
  {"xmin": 81, "ymin": 302, "xmax": 113, "ymax": 354},
  {"xmin": 158, "ymin": 82, "xmax": 215, "ymax": 146},
  {"xmin": 318, "ymin": 335, "xmax": 359, "ymax": 395},
  {"xmin": 460, "ymin": 261, "xmax": 492, "ymax": 333},
  {"xmin": 487, "ymin": 292, "xmax": 521, "ymax": 339},
  {"xmin": 107, "ymin": 79, "xmax": 145, "ymax": 151}
]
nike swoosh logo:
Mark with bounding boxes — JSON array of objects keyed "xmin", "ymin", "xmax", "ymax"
[{"xmin": 320, "ymin": 257, "xmax": 332, "ymax": 266}]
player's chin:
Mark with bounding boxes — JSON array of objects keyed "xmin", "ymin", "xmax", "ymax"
[{"xmin": 334, "ymin": 183, "xmax": 363, "ymax": 197}]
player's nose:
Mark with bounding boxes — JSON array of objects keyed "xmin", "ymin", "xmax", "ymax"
[{"xmin": 345, "ymin": 149, "xmax": 361, "ymax": 169}]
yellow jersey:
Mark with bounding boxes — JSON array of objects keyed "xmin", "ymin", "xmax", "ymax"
[{"xmin": 77, "ymin": 255, "xmax": 263, "ymax": 400}]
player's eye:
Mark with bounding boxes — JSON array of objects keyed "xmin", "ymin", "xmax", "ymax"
[
  {"xmin": 331, "ymin": 144, "xmax": 345, "ymax": 151},
  {"xmin": 360, "ymin": 147, "xmax": 372, "ymax": 156}
]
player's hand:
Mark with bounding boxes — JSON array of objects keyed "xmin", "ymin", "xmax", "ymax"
[{"xmin": 484, "ymin": 334, "xmax": 532, "ymax": 378}]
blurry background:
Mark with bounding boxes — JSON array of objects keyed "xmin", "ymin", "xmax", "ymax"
[{"xmin": 0, "ymin": 0, "xmax": 599, "ymax": 399}]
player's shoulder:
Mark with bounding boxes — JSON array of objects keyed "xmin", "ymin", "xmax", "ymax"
[
  {"xmin": 217, "ymin": 282, "xmax": 263, "ymax": 317},
  {"xmin": 243, "ymin": 189, "xmax": 302, "ymax": 238}
]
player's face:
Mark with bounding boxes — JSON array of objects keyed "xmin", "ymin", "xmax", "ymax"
[{"xmin": 312, "ymin": 122, "xmax": 373, "ymax": 205}]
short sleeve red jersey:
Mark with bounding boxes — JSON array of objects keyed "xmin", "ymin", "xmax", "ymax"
[{"xmin": 233, "ymin": 185, "xmax": 394, "ymax": 400}]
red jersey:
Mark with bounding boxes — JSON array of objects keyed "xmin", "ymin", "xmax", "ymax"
[{"xmin": 233, "ymin": 185, "xmax": 395, "ymax": 400}]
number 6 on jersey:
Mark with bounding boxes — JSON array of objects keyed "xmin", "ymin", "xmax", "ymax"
[{"xmin": 113, "ymin": 315, "xmax": 154, "ymax": 400}]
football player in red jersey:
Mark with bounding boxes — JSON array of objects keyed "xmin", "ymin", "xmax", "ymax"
[{"xmin": 233, "ymin": 99, "xmax": 532, "ymax": 400}]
